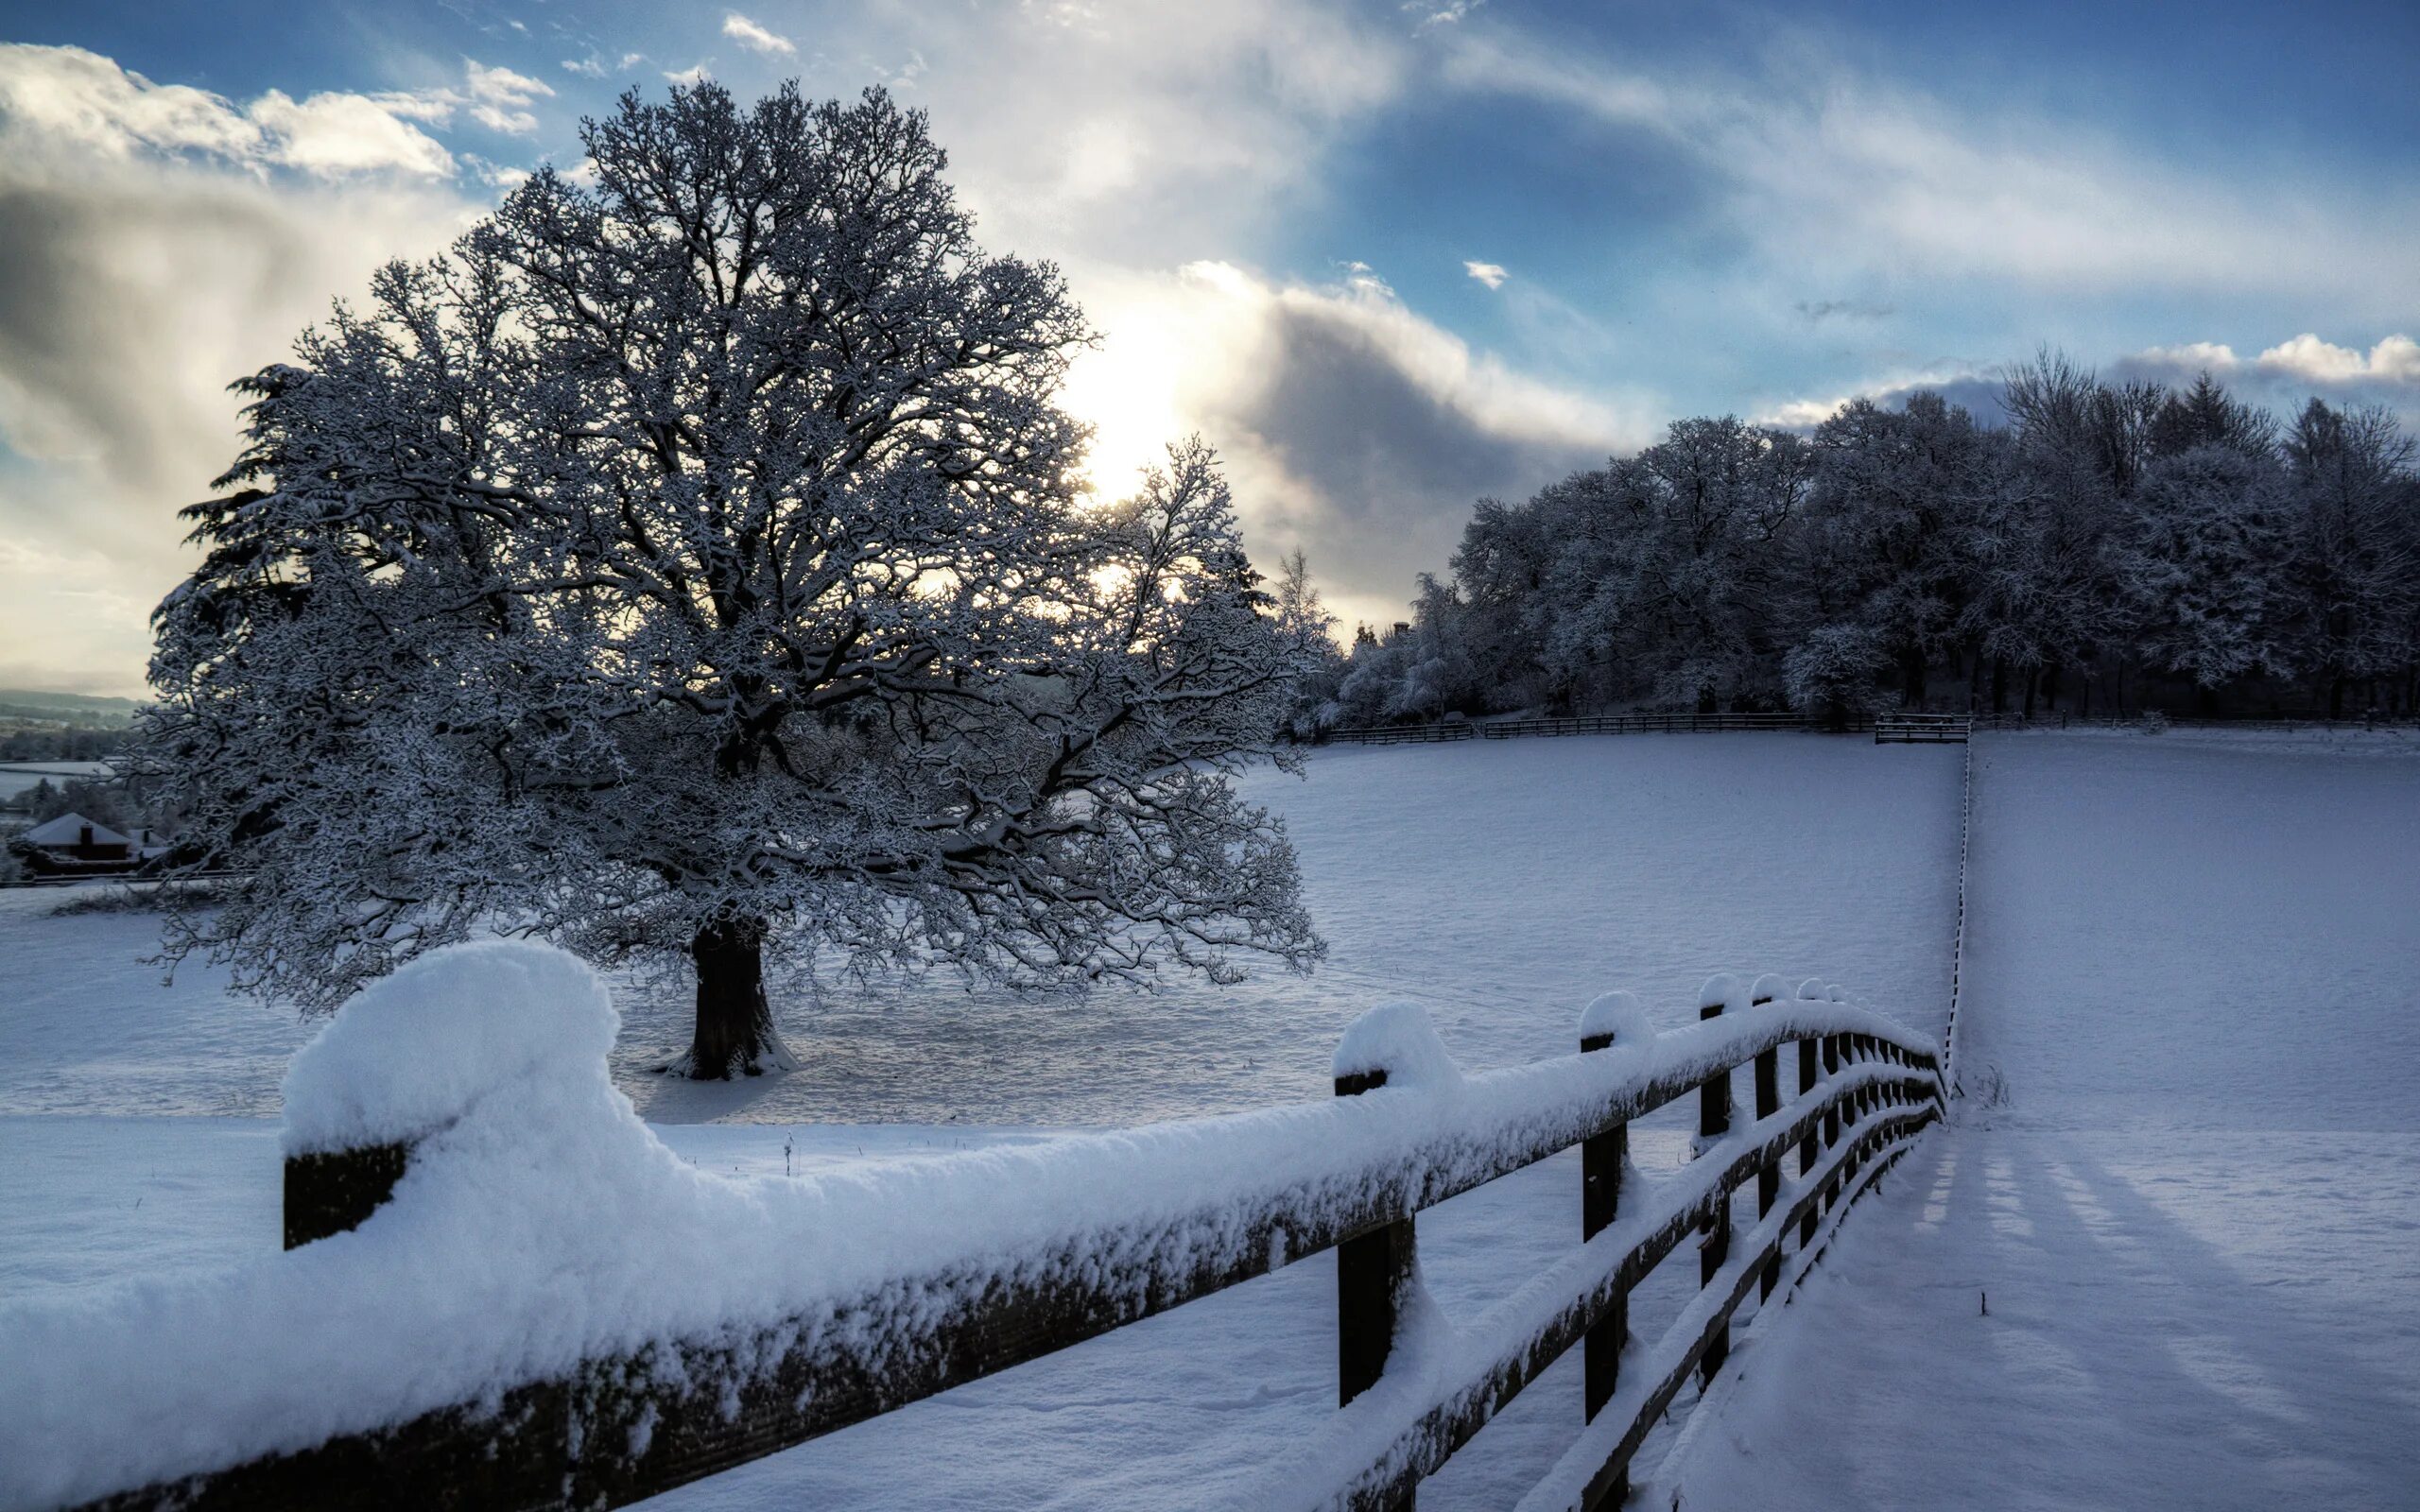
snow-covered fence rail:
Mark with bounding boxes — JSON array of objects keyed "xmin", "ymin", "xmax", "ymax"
[{"xmin": 3, "ymin": 946, "xmax": 1943, "ymax": 1512}]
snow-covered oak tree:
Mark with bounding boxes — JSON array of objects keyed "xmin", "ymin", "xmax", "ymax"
[{"xmin": 142, "ymin": 84, "xmax": 1324, "ymax": 1076}]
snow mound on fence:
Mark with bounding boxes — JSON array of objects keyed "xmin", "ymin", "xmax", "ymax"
[
  {"xmin": 1579, "ymin": 990, "xmax": 1652, "ymax": 1046},
  {"xmin": 282, "ymin": 940, "xmax": 617, "ymax": 1155},
  {"xmin": 1332, "ymin": 1002, "xmax": 1464, "ymax": 1091}
]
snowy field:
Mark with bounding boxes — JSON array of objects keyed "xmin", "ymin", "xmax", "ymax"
[
  {"xmin": 0, "ymin": 735, "xmax": 1962, "ymax": 1126},
  {"xmin": 0, "ymin": 734, "xmax": 1958, "ymax": 1508},
  {"xmin": 0, "ymin": 763, "xmax": 114, "ymax": 803},
  {"xmin": 8, "ymin": 730, "xmax": 2411, "ymax": 1507},
  {"xmin": 1663, "ymin": 730, "xmax": 2420, "ymax": 1511}
]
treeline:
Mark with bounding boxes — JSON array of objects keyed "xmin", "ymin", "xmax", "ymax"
[
  {"xmin": 1298, "ymin": 355, "xmax": 2420, "ymax": 730},
  {"xmin": 0, "ymin": 726, "xmax": 131, "ymax": 763}
]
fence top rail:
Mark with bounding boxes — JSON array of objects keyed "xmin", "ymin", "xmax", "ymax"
[
  {"xmin": 1, "ymin": 946, "xmax": 1935, "ymax": 1512},
  {"xmin": 1266, "ymin": 1091, "xmax": 1939, "ymax": 1512}
]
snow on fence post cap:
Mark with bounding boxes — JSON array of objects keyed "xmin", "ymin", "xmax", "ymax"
[
  {"xmin": 1797, "ymin": 977, "xmax": 1829, "ymax": 1000},
  {"xmin": 1747, "ymin": 971, "xmax": 1791, "ymax": 1005},
  {"xmin": 1698, "ymin": 972, "xmax": 1746, "ymax": 1013},
  {"xmin": 1333, "ymin": 1001, "xmax": 1462, "ymax": 1090},
  {"xmin": 1579, "ymin": 989, "xmax": 1653, "ymax": 1047},
  {"xmin": 282, "ymin": 939, "xmax": 618, "ymax": 1156},
  {"xmin": 1826, "ymin": 985, "xmax": 1849, "ymax": 1003}
]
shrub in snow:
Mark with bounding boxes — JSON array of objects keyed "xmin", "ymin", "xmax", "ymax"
[{"xmin": 137, "ymin": 84, "xmax": 1326, "ymax": 1080}]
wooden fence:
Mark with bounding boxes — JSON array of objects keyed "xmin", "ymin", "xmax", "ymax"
[
  {"xmin": 1874, "ymin": 713, "xmax": 1972, "ymax": 745},
  {"xmin": 1327, "ymin": 713, "xmax": 1874, "ymax": 745},
  {"xmin": 1327, "ymin": 709, "xmax": 2420, "ymax": 747},
  {"xmin": 55, "ymin": 986, "xmax": 1943, "ymax": 1512}
]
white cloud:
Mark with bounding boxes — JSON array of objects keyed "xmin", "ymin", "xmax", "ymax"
[
  {"xmin": 2256, "ymin": 334, "xmax": 2420, "ymax": 386},
  {"xmin": 722, "ymin": 14, "xmax": 798, "ymax": 58},
  {"xmin": 462, "ymin": 60, "xmax": 554, "ymax": 135},
  {"xmin": 247, "ymin": 89, "xmax": 457, "ymax": 176},
  {"xmin": 665, "ymin": 64, "xmax": 713, "ymax": 87},
  {"xmin": 1441, "ymin": 32, "xmax": 2420, "ymax": 304},
  {"xmin": 1411, "ymin": 1, "xmax": 1489, "ymax": 28},
  {"xmin": 0, "ymin": 45, "xmax": 563, "ymax": 178},
  {"xmin": 562, "ymin": 58, "xmax": 606, "ymax": 78},
  {"xmin": 1463, "ymin": 259, "xmax": 1507, "ymax": 289},
  {"xmin": 2131, "ymin": 333, "xmax": 2420, "ymax": 387},
  {"xmin": 0, "ymin": 43, "xmax": 455, "ymax": 177}
]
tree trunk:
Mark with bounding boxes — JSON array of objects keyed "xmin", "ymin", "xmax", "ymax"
[
  {"xmin": 1991, "ymin": 657, "xmax": 2006, "ymax": 714},
  {"xmin": 689, "ymin": 916, "xmax": 776, "ymax": 1079}
]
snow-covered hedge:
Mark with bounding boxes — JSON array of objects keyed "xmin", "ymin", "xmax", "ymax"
[{"xmin": 0, "ymin": 943, "xmax": 1938, "ymax": 1511}]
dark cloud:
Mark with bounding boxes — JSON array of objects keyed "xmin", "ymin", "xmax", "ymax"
[{"xmin": 1201, "ymin": 297, "xmax": 1610, "ymax": 616}]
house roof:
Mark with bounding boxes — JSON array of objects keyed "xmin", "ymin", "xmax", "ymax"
[{"xmin": 21, "ymin": 812, "xmax": 133, "ymax": 848}]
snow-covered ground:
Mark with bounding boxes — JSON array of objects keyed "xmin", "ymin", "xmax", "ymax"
[
  {"xmin": 0, "ymin": 735, "xmax": 1962, "ymax": 1125},
  {"xmin": 1661, "ymin": 730, "xmax": 2420, "ymax": 1510},
  {"xmin": 0, "ymin": 734, "xmax": 1958, "ymax": 1508},
  {"xmin": 16, "ymin": 730, "xmax": 2408, "ymax": 1508},
  {"xmin": 0, "ymin": 762, "xmax": 115, "ymax": 803}
]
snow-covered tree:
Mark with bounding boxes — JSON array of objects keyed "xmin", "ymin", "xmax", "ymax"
[
  {"xmin": 1800, "ymin": 393, "xmax": 1999, "ymax": 708},
  {"xmin": 2118, "ymin": 444, "xmax": 2292, "ymax": 694},
  {"xmin": 143, "ymin": 84, "xmax": 1322, "ymax": 1076},
  {"xmin": 1783, "ymin": 623, "xmax": 1891, "ymax": 729},
  {"xmin": 1270, "ymin": 549, "xmax": 1344, "ymax": 737},
  {"xmin": 2282, "ymin": 400, "xmax": 2419, "ymax": 714}
]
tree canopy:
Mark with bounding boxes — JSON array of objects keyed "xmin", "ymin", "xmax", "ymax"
[{"xmin": 145, "ymin": 84, "xmax": 1324, "ymax": 1074}]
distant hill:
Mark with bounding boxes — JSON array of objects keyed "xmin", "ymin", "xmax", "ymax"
[{"xmin": 0, "ymin": 690, "xmax": 145, "ymax": 728}]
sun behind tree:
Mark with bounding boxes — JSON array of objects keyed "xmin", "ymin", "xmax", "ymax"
[{"xmin": 142, "ymin": 82, "xmax": 1325, "ymax": 1077}]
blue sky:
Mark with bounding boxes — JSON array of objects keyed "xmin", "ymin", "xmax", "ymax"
[{"xmin": 1, "ymin": 0, "xmax": 2414, "ymax": 690}]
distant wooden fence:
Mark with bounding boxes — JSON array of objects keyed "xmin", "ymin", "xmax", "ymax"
[
  {"xmin": 1874, "ymin": 713, "xmax": 1971, "ymax": 745},
  {"xmin": 1326, "ymin": 708, "xmax": 2420, "ymax": 747},
  {"xmin": 56, "ymin": 985, "xmax": 1943, "ymax": 1512},
  {"xmin": 1970, "ymin": 711, "xmax": 2420, "ymax": 732},
  {"xmin": 1327, "ymin": 712, "xmax": 1875, "ymax": 745},
  {"xmin": 0, "ymin": 869, "xmax": 248, "ymax": 892}
]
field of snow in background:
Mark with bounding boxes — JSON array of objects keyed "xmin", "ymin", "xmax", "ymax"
[
  {"xmin": 1663, "ymin": 730, "xmax": 2420, "ymax": 1511},
  {"xmin": 0, "ymin": 735, "xmax": 1962, "ymax": 1125},
  {"xmin": 0, "ymin": 763, "xmax": 114, "ymax": 803}
]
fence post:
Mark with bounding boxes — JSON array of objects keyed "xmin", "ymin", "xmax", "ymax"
[
  {"xmin": 284, "ymin": 1142, "xmax": 411, "ymax": 1249},
  {"xmin": 1754, "ymin": 1039, "xmax": 1781, "ymax": 1299},
  {"xmin": 1697, "ymin": 975, "xmax": 1739, "ymax": 1385},
  {"xmin": 1796, "ymin": 1033, "xmax": 1820, "ymax": 1247},
  {"xmin": 1578, "ymin": 991, "xmax": 1643, "ymax": 1512},
  {"xmin": 1749, "ymin": 975, "xmax": 1791, "ymax": 1301},
  {"xmin": 1335, "ymin": 1065, "xmax": 1415, "ymax": 1419}
]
